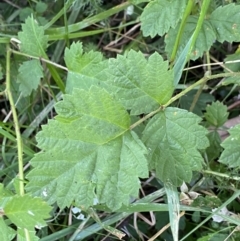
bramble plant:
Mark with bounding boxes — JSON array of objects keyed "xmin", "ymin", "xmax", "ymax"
[{"xmin": 2, "ymin": 0, "xmax": 240, "ymax": 240}]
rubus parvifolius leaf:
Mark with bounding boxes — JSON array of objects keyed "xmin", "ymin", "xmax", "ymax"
[
  {"xmin": 64, "ymin": 42, "xmax": 108, "ymax": 93},
  {"xmin": 219, "ymin": 124, "xmax": 240, "ymax": 168},
  {"xmin": 18, "ymin": 16, "xmax": 48, "ymax": 57},
  {"xmin": 140, "ymin": 0, "xmax": 187, "ymax": 38},
  {"xmin": 26, "ymin": 86, "xmax": 149, "ymax": 211},
  {"xmin": 204, "ymin": 101, "xmax": 228, "ymax": 127},
  {"xmin": 107, "ymin": 50, "xmax": 174, "ymax": 115},
  {"xmin": 4, "ymin": 194, "xmax": 51, "ymax": 231},
  {"xmin": 142, "ymin": 107, "xmax": 209, "ymax": 186},
  {"xmin": 17, "ymin": 60, "xmax": 43, "ymax": 96}
]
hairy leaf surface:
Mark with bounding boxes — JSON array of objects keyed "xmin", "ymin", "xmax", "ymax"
[
  {"xmin": 140, "ymin": 0, "xmax": 187, "ymax": 37},
  {"xmin": 17, "ymin": 60, "xmax": 43, "ymax": 96},
  {"xmin": 142, "ymin": 107, "xmax": 209, "ymax": 186},
  {"xmin": 219, "ymin": 124, "xmax": 240, "ymax": 168},
  {"xmin": 26, "ymin": 86, "xmax": 149, "ymax": 210},
  {"xmin": 64, "ymin": 42, "xmax": 108, "ymax": 93},
  {"xmin": 107, "ymin": 50, "xmax": 174, "ymax": 115},
  {"xmin": 4, "ymin": 195, "xmax": 51, "ymax": 230},
  {"xmin": 18, "ymin": 16, "xmax": 48, "ymax": 57}
]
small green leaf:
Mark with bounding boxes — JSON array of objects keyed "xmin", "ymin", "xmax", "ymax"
[
  {"xmin": 222, "ymin": 76, "xmax": 240, "ymax": 86},
  {"xmin": 140, "ymin": 0, "xmax": 187, "ymax": 37},
  {"xmin": 0, "ymin": 218, "xmax": 16, "ymax": 241},
  {"xmin": 17, "ymin": 60, "xmax": 43, "ymax": 96},
  {"xmin": 204, "ymin": 101, "xmax": 228, "ymax": 127},
  {"xmin": 18, "ymin": 16, "xmax": 48, "ymax": 57},
  {"xmin": 64, "ymin": 42, "xmax": 108, "ymax": 93},
  {"xmin": 219, "ymin": 124, "xmax": 240, "ymax": 168},
  {"xmin": 206, "ymin": 131, "xmax": 222, "ymax": 162},
  {"xmin": 4, "ymin": 194, "xmax": 51, "ymax": 230},
  {"xmin": 107, "ymin": 50, "xmax": 174, "ymax": 115},
  {"xmin": 142, "ymin": 107, "xmax": 209, "ymax": 186},
  {"xmin": 209, "ymin": 4, "xmax": 240, "ymax": 43},
  {"xmin": 0, "ymin": 184, "xmax": 14, "ymax": 208},
  {"xmin": 35, "ymin": 2, "xmax": 47, "ymax": 13},
  {"xmin": 26, "ymin": 86, "xmax": 149, "ymax": 211}
]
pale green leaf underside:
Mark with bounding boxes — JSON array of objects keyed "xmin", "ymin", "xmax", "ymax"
[
  {"xmin": 219, "ymin": 124, "xmax": 240, "ymax": 168},
  {"xmin": 0, "ymin": 219, "xmax": 16, "ymax": 241},
  {"xmin": 17, "ymin": 60, "xmax": 43, "ymax": 96},
  {"xmin": 204, "ymin": 101, "xmax": 228, "ymax": 127},
  {"xmin": 140, "ymin": 0, "xmax": 187, "ymax": 37},
  {"xmin": 4, "ymin": 195, "xmax": 51, "ymax": 230},
  {"xmin": 142, "ymin": 107, "xmax": 209, "ymax": 186},
  {"xmin": 18, "ymin": 16, "xmax": 48, "ymax": 57},
  {"xmin": 107, "ymin": 50, "xmax": 174, "ymax": 115},
  {"xmin": 64, "ymin": 42, "xmax": 108, "ymax": 93},
  {"xmin": 26, "ymin": 86, "xmax": 149, "ymax": 210}
]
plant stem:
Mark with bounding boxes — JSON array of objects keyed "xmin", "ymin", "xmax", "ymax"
[{"xmin": 6, "ymin": 44, "xmax": 31, "ymax": 240}]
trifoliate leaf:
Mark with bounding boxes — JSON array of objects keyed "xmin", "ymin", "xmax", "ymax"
[
  {"xmin": 204, "ymin": 101, "xmax": 228, "ymax": 127},
  {"xmin": 165, "ymin": 16, "xmax": 216, "ymax": 60},
  {"xmin": 142, "ymin": 107, "xmax": 209, "ymax": 186},
  {"xmin": 219, "ymin": 124, "xmax": 240, "ymax": 168},
  {"xmin": 64, "ymin": 42, "xmax": 108, "ymax": 93},
  {"xmin": 209, "ymin": 4, "xmax": 240, "ymax": 43},
  {"xmin": 4, "ymin": 194, "xmax": 51, "ymax": 230},
  {"xmin": 26, "ymin": 86, "xmax": 149, "ymax": 211},
  {"xmin": 18, "ymin": 16, "xmax": 48, "ymax": 57},
  {"xmin": 17, "ymin": 60, "xmax": 43, "ymax": 96},
  {"xmin": 107, "ymin": 50, "xmax": 174, "ymax": 115},
  {"xmin": 0, "ymin": 219, "xmax": 16, "ymax": 241},
  {"xmin": 140, "ymin": 0, "xmax": 187, "ymax": 37}
]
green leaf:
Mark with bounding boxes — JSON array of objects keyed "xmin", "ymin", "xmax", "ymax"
[
  {"xmin": 107, "ymin": 50, "xmax": 174, "ymax": 115},
  {"xmin": 0, "ymin": 218, "xmax": 16, "ymax": 241},
  {"xmin": 17, "ymin": 60, "xmax": 43, "ymax": 96},
  {"xmin": 222, "ymin": 76, "xmax": 240, "ymax": 86},
  {"xmin": 4, "ymin": 194, "xmax": 51, "ymax": 230},
  {"xmin": 204, "ymin": 101, "xmax": 228, "ymax": 127},
  {"xmin": 165, "ymin": 16, "xmax": 216, "ymax": 60},
  {"xmin": 18, "ymin": 16, "xmax": 48, "ymax": 57},
  {"xmin": 17, "ymin": 229, "xmax": 39, "ymax": 241},
  {"xmin": 224, "ymin": 51, "xmax": 240, "ymax": 72},
  {"xmin": 206, "ymin": 131, "xmax": 222, "ymax": 162},
  {"xmin": 26, "ymin": 86, "xmax": 149, "ymax": 210},
  {"xmin": 209, "ymin": 4, "xmax": 240, "ymax": 43},
  {"xmin": 140, "ymin": 0, "xmax": 187, "ymax": 37},
  {"xmin": 64, "ymin": 42, "xmax": 108, "ymax": 93},
  {"xmin": 35, "ymin": 2, "xmax": 47, "ymax": 13},
  {"xmin": 142, "ymin": 107, "xmax": 209, "ymax": 186},
  {"xmin": 179, "ymin": 90, "xmax": 214, "ymax": 116},
  {"xmin": 219, "ymin": 124, "xmax": 240, "ymax": 168},
  {"xmin": 0, "ymin": 184, "xmax": 14, "ymax": 208}
]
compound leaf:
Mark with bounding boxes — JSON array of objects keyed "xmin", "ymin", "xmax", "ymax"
[
  {"xmin": 18, "ymin": 16, "xmax": 48, "ymax": 57},
  {"xmin": 64, "ymin": 42, "xmax": 108, "ymax": 93},
  {"xmin": 209, "ymin": 4, "xmax": 240, "ymax": 43},
  {"xmin": 26, "ymin": 86, "xmax": 149, "ymax": 211},
  {"xmin": 107, "ymin": 50, "xmax": 174, "ymax": 115},
  {"xmin": 4, "ymin": 194, "xmax": 51, "ymax": 231},
  {"xmin": 140, "ymin": 0, "xmax": 187, "ymax": 37},
  {"xmin": 17, "ymin": 60, "xmax": 43, "ymax": 96},
  {"xmin": 204, "ymin": 101, "xmax": 228, "ymax": 127},
  {"xmin": 219, "ymin": 124, "xmax": 240, "ymax": 168},
  {"xmin": 142, "ymin": 107, "xmax": 209, "ymax": 186}
]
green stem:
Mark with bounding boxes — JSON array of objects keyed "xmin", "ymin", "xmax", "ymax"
[
  {"xmin": 170, "ymin": 0, "xmax": 194, "ymax": 62},
  {"xmin": 130, "ymin": 72, "xmax": 240, "ymax": 130},
  {"xmin": 188, "ymin": 0, "xmax": 211, "ymax": 59},
  {"xmin": 6, "ymin": 44, "xmax": 30, "ymax": 240}
]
